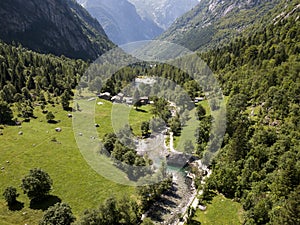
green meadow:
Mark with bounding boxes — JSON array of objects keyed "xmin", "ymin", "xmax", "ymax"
[
  {"xmin": 173, "ymin": 100, "xmax": 211, "ymax": 151},
  {"xmin": 94, "ymin": 99, "xmax": 154, "ymax": 138},
  {"xmin": 0, "ymin": 101, "xmax": 139, "ymax": 224},
  {"xmin": 189, "ymin": 195, "xmax": 243, "ymax": 225}
]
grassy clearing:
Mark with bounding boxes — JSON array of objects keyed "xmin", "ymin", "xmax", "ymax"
[
  {"xmin": 173, "ymin": 100, "xmax": 210, "ymax": 151},
  {"xmin": 173, "ymin": 107, "xmax": 198, "ymax": 151},
  {"xmin": 95, "ymin": 99, "xmax": 154, "ymax": 138},
  {"xmin": 0, "ymin": 103, "xmax": 134, "ymax": 225},
  {"xmin": 71, "ymin": 97, "xmax": 154, "ymax": 185},
  {"xmin": 190, "ymin": 195, "xmax": 243, "ymax": 225}
]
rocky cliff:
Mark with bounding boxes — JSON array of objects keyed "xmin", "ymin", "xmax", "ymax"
[
  {"xmin": 0, "ymin": 0, "xmax": 114, "ymax": 60},
  {"xmin": 129, "ymin": 0, "xmax": 199, "ymax": 30},
  {"xmin": 77, "ymin": 0, "xmax": 163, "ymax": 45},
  {"xmin": 161, "ymin": 0, "xmax": 281, "ymax": 51}
]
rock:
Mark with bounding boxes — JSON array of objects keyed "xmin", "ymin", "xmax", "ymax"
[
  {"xmin": 0, "ymin": 0, "xmax": 113, "ymax": 60},
  {"xmin": 199, "ymin": 205, "xmax": 207, "ymax": 211},
  {"xmin": 18, "ymin": 131, "xmax": 23, "ymax": 135}
]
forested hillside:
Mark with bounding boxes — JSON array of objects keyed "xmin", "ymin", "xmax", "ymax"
[
  {"xmin": 161, "ymin": 0, "xmax": 281, "ymax": 51},
  {"xmin": 0, "ymin": 0, "xmax": 114, "ymax": 60},
  {"xmin": 0, "ymin": 41, "xmax": 87, "ymax": 123},
  {"xmin": 199, "ymin": 4, "xmax": 300, "ymax": 225},
  {"xmin": 0, "ymin": 0, "xmax": 299, "ymax": 224}
]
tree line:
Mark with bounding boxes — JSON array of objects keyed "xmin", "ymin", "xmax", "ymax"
[
  {"xmin": 199, "ymin": 10, "xmax": 300, "ymax": 225},
  {"xmin": 0, "ymin": 41, "xmax": 87, "ymax": 123}
]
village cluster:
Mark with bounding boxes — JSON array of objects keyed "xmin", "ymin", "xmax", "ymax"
[{"xmin": 97, "ymin": 92, "xmax": 151, "ymax": 105}]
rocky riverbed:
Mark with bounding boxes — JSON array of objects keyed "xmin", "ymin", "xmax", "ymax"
[{"xmin": 146, "ymin": 172, "xmax": 196, "ymax": 224}]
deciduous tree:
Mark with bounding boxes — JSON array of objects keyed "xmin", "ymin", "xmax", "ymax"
[
  {"xmin": 40, "ymin": 202, "xmax": 75, "ymax": 225},
  {"xmin": 3, "ymin": 186, "xmax": 19, "ymax": 206},
  {"xmin": 21, "ymin": 168, "xmax": 53, "ymax": 201}
]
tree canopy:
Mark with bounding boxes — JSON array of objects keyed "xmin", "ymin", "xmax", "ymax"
[
  {"xmin": 21, "ymin": 168, "xmax": 53, "ymax": 201},
  {"xmin": 39, "ymin": 202, "xmax": 75, "ymax": 225}
]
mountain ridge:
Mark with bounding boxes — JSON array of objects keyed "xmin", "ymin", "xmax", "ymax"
[
  {"xmin": 161, "ymin": 0, "xmax": 282, "ymax": 51},
  {"xmin": 0, "ymin": 0, "xmax": 114, "ymax": 60},
  {"xmin": 77, "ymin": 0, "xmax": 163, "ymax": 45},
  {"xmin": 128, "ymin": 0, "xmax": 199, "ymax": 30}
]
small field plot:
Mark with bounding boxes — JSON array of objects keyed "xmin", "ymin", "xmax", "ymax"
[
  {"xmin": 95, "ymin": 100, "xmax": 153, "ymax": 138},
  {"xmin": 190, "ymin": 195, "xmax": 243, "ymax": 225}
]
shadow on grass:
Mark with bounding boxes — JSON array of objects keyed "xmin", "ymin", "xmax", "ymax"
[
  {"xmin": 64, "ymin": 106, "xmax": 73, "ymax": 112},
  {"xmin": 30, "ymin": 195, "xmax": 61, "ymax": 211},
  {"xmin": 8, "ymin": 201, "xmax": 24, "ymax": 211},
  {"xmin": 47, "ymin": 120, "xmax": 59, "ymax": 124},
  {"xmin": 187, "ymin": 220, "xmax": 202, "ymax": 225},
  {"xmin": 135, "ymin": 108, "xmax": 147, "ymax": 113}
]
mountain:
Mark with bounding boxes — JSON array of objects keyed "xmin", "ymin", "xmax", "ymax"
[
  {"xmin": 0, "ymin": 0, "xmax": 114, "ymax": 60},
  {"xmin": 199, "ymin": 1, "xmax": 300, "ymax": 224},
  {"xmin": 161, "ymin": 0, "xmax": 281, "ymax": 51},
  {"xmin": 128, "ymin": 0, "xmax": 199, "ymax": 30},
  {"xmin": 77, "ymin": 0, "xmax": 163, "ymax": 45}
]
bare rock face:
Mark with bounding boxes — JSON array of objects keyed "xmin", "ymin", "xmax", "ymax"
[
  {"xmin": 77, "ymin": 0, "xmax": 163, "ymax": 45},
  {"xmin": 161, "ymin": 0, "xmax": 281, "ymax": 51},
  {"xmin": 129, "ymin": 0, "xmax": 199, "ymax": 30},
  {"xmin": 0, "ymin": 0, "xmax": 114, "ymax": 60}
]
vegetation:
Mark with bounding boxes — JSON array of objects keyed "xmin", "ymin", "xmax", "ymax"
[
  {"xmin": 1, "ymin": 1, "xmax": 299, "ymax": 224},
  {"xmin": 94, "ymin": 99, "xmax": 154, "ymax": 138},
  {"xmin": 161, "ymin": 0, "xmax": 283, "ymax": 51},
  {"xmin": 0, "ymin": 0, "xmax": 114, "ymax": 60},
  {"xmin": 76, "ymin": 196, "xmax": 141, "ymax": 225},
  {"xmin": 137, "ymin": 162, "xmax": 173, "ymax": 211},
  {"xmin": 190, "ymin": 195, "xmax": 243, "ymax": 225},
  {"xmin": 3, "ymin": 187, "xmax": 19, "ymax": 207},
  {"xmin": 0, "ymin": 41, "xmax": 87, "ymax": 117},
  {"xmin": 141, "ymin": 121, "xmax": 150, "ymax": 137},
  {"xmin": 40, "ymin": 202, "xmax": 75, "ymax": 225},
  {"xmin": 100, "ymin": 125, "xmax": 153, "ymax": 181},
  {"xmin": 0, "ymin": 104, "xmax": 133, "ymax": 224},
  {"xmin": 46, "ymin": 112, "xmax": 55, "ymax": 122},
  {"xmin": 0, "ymin": 101, "xmax": 13, "ymax": 124},
  {"xmin": 199, "ymin": 7, "xmax": 300, "ymax": 225},
  {"xmin": 21, "ymin": 168, "xmax": 53, "ymax": 201}
]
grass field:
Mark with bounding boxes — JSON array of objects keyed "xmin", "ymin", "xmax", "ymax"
[
  {"xmin": 71, "ymin": 97, "xmax": 155, "ymax": 185},
  {"xmin": 173, "ymin": 100, "xmax": 211, "ymax": 151},
  {"xmin": 0, "ymin": 102, "xmax": 135, "ymax": 224},
  {"xmin": 94, "ymin": 99, "xmax": 154, "ymax": 138},
  {"xmin": 189, "ymin": 195, "xmax": 243, "ymax": 225}
]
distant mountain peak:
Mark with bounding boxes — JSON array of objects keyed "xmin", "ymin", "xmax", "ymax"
[
  {"xmin": 77, "ymin": 0, "xmax": 163, "ymax": 45},
  {"xmin": 161, "ymin": 0, "xmax": 282, "ymax": 51},
  {"xmin": 128, "ymin": 0, "xmax": 199, "ymax": 30}
]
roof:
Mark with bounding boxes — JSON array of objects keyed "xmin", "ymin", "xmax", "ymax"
[
  {"xmin": 98, "ymin": 92, "xmax": 111, "ymax": 96},
  {"xmin": 140, "ymin": 96, "xmax": 149, "ymax": 100}
]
